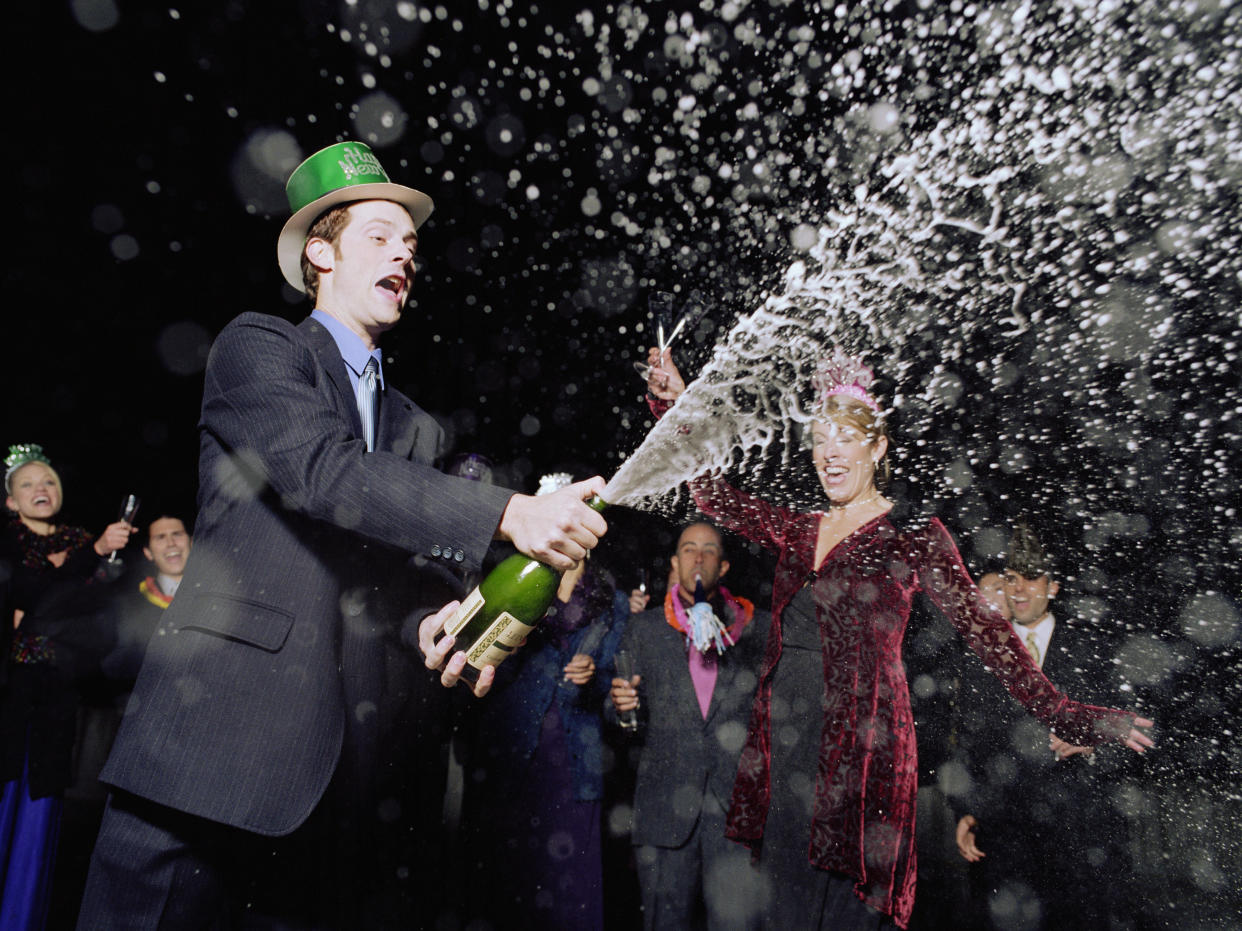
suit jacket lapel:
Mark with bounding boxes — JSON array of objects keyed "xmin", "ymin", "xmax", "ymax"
[
  {"xmin": 377, "ymin": 388, "xmax": 416, "ymax": 459},
  {"xmin": 703, "ymin": 647, "xmax": 736, "ymax": 726},
  {"xmin": 299, "ymin": 317, "xmax": 364, "ymax": 440},
  {"xmin": 657, "ymin": 623, "xmax": 701, "ymax": 719}
]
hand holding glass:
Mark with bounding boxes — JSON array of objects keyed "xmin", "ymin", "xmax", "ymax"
[
  {"xmin": 109, "ymin": 494, "xmax": 141, "ymax": 563},
  {"xmin": 614, "ymin": 649, "xmax": 639, "ymax": 730},
  {"xmin": 633, "ymin": 291, "xmax": 686, "ymax": 382}
]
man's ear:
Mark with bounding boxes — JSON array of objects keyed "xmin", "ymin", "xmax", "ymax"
[
  {"xmin": 142, "ymin": 547, "xmax": 153, "ymax": 563},
  {"xmin": 1048, "ymin": 579, "xmax": 1060, "ymax": 599},
  {"xmin": 305, "ymin": 237, "xmax": 335, "ymax": 274},
  {"xmin": 719, "ymin": 559, "xmax": 731, "ymax": 579},
  {"xmin": 669, "ymin": 554, "xmax": 679, "ymax": 577}
]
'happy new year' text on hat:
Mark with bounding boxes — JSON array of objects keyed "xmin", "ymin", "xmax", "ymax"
[{"xmin": 276, "ymin": 141, "xmax": 434, "ymax": 291}]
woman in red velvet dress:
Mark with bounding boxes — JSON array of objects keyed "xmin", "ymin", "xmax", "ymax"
[{"xmin": 643, "ymin": 349, "xmax": 1154, "ymax": 930}]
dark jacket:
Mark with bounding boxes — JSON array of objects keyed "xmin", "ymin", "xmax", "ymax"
[
  {"xmin": 99, "ymin": 313, "xmax": 514, "ymax": 836},
  {"xmin": 617, "ymin": 602, "xmax": 771, "ymax": 848}
]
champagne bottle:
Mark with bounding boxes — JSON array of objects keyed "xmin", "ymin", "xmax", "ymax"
[{"xmin": 442, "ymin": 495, "xmax": 608, "ymax": 683}]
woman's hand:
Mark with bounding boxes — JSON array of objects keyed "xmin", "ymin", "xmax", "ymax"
[
  {"xmin": 646, "ymin": 347, "xmax": 686, "ymax": 402},
  {"xmin": 93, "ymin": 520, "xmax": 137, "ymax": 558},
  {"xmin": 563, "ymin": 653, "xmax": 595, "ymax": 684},
  {"xmin": 1124, "ymin": 716, "xmax": 1155, "ymax": 753}
]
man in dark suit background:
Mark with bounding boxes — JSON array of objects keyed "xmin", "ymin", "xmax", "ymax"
[
  {"xmin": 609, "ymin": 521, "xmax": 769, "ymax": 930},
  {"xmin": 77, "ymin": 141, "xmax": 608, "ymax": 928},
  {"xmin": 948, "ymin": 523, "xmax": 1132, "ymax": 931}
]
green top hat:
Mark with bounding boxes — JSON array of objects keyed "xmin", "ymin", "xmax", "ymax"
[{"xmin": 276, "ymin": 141, "xmax": 434, "ymax": 292}]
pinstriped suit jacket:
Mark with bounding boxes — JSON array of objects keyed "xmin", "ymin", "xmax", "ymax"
[
  {"xmin": 100, "ymin": 313, "xmax": 514, "ymax": 836},
  {"xmin": 619, "ymin": 605, "xmax": 771, "ymax": 848}
]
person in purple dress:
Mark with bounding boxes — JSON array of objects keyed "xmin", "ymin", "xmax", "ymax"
[
  {"xmin": 460, "ymin": 472, "xmax": 630, "ymax": 931},
  {"xmin": 641, "ymin": 348, "xmax": 1154, "ymax": 930}
]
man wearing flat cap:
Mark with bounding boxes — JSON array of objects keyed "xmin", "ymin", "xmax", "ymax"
[{"xmin": 78, "ymin": 141, "xmax": 608, "ymax": 927}]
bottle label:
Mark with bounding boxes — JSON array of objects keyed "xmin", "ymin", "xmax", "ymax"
[
  {"xmin": 465, "ymin": 612, "xmax": 534, "ymax": 670},
  {"xmin": 444, "ymin": 588, "xmax": 485, "ymax": 637}
]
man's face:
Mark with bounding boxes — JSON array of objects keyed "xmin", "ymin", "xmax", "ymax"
[
  {"xmin": 144, "ymin": 517, "xmax": 192, "ymax": 579},
  {"xmin": 307, "ymin": 200, "xmax": 418, "ymax": 348},
  {"xmin": 6, "ymin": 463, "xmax": 62, "ymax": 524},
  {"xmin": 978, "ymin": 572, "xmax": 1012, "ymax": 621},
  {"xmin": 1003, "ymin": 570, "xmax": 1059, "ymax": 627},
  {"xmin": 670, "ymin": 523, "xmax": 729, "ymax": 602}
]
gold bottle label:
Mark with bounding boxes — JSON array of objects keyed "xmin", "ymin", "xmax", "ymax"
[
  {"xmin": 466, "ymin": 611, "xmax": 535, "ymax": 669},
  {"xmin": 444, "ymin": 588, "xmax": 485, "ymax": 637}
]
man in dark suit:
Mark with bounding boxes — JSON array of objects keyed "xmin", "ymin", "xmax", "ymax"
[
  {"xmin": 610, "ymin": 521, "xmax": 769, "ymax": 930},
  {"xmin": 77, "ymin": 141, "xmax": 607, "ymax": 928},
  {"xmin": 949, "ymin": 524, "xmax": 1131, "ymax": 931},
  {"xmin": 51, "ymin": 515, "xmax": 194, "ymax": 928}
]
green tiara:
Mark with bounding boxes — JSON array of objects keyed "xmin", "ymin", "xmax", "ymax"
[{"xmin": 4, "ymin": 443, "xmax": 52, "ymax": 491}]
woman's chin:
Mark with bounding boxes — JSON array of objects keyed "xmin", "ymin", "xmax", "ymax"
[{"xmin": 821, "ymin": 488, "xmax": 850, "ymax": 505}]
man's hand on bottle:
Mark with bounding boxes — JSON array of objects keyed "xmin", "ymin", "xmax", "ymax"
[
  {"xmin": 497, "ymin": 477, "xmax": 608, "ymax": 571},
  {"xmin": 418, "ymin": 602, "xmax": 495, "ymax": 697}
]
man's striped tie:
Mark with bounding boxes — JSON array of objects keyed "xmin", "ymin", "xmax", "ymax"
[{"xmin": 359, "ymin": 357, "xmax": 379, "ymax": 452}]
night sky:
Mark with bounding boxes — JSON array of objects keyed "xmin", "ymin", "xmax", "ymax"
[{"xmin": 6, "ymin": 1, "xmax": 673, "ymax": 523}]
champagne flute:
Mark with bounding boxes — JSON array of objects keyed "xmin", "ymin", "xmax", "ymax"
[
  {"xmin": 614, "ymin": 649, "xmax": 639, "ymax": 730},
  {"xmin": 633, "ymin": 291, "xmax": 686, "ymax": 382},
  {"xmin": 633, "ymin": 290, "xmax": 712, "ymax": 382},
  {"xmin": 109, "ymin": 494, "xmax": 141, "ymax": 563}
]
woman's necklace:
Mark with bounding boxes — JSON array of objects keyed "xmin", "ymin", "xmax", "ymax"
[{"xmin": 828, "ymin": 488, "xmax": 883, "ymax": 512}]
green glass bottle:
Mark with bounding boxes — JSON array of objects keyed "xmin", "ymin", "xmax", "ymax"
[{"xmin": 443, "ymin": 495, "xmax": 608, "ymax": 683}]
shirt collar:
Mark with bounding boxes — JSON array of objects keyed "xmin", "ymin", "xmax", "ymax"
[
  {"xmin": 156, "ymin": 573, "xmax": 181, "ymax": 599},
  {"xmin": 1012, "ymin": 611, "xmax": 1055, "ymax": 662},
  {"xmin": 311, "ymin": 308, "xmax": 385, "ymax": 389}
]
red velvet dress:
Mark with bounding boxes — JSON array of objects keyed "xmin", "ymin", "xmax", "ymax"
[{"xmin": 690, "ymin": 477, "xmax": 1135, "ymax": 929}]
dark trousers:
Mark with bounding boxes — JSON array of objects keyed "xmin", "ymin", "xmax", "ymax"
[
  {"xmin": 77, "ymin": 619, "xmax": 396, "ymax": 930},
  {"xmin": 75, "ymin": 765, "xmax": 394, "ymax": 931},
  {"xmin": 967, "ymin": 812, "xmax": 1126, "ymax": 931},
  {"xmin": 635, "ymin": 790, "xmax": 763, "ymax": 931}
]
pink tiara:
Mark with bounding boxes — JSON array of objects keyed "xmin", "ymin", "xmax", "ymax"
[{"xmin": 812, "ymin": 350, "xmax": 880, "ymax": 412}]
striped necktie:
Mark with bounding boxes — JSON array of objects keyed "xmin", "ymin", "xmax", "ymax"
[
  {"xmin": 1025, "ymin": 630, "xmax": 1042, "ymax": 667},
  {"xmin": 359, "ymin": 357, "xmax": 380, "ymax": 452}
]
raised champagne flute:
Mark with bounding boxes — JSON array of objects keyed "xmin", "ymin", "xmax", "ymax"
[
  {"xmin": 109, "ymin": 494, "xmax": 141, "ymax": 563},
  {"xmin": 633, "ymin": 291, "xmax": 684, "ymax": 382},
  {"xmin": 633, "ymin": 290, "xmax": 711, "ymax": 382}
]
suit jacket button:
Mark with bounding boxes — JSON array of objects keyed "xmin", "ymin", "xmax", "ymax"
[
  {"xmin": 454, "ymin": 549, "xmax": 465, "ymax": 562},
  {"xmin": 431, "ymin": 545, "xmax": 442, "ymax": 557}
]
